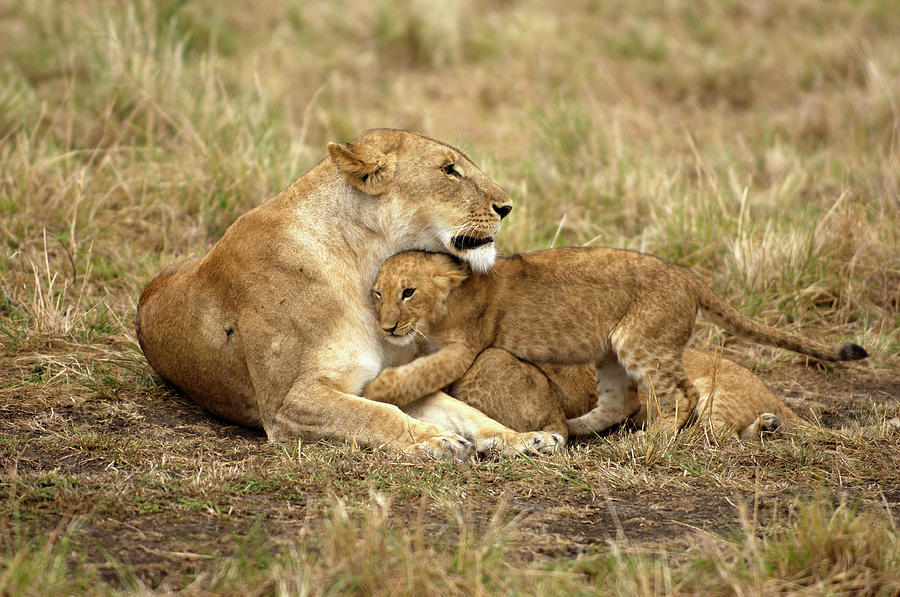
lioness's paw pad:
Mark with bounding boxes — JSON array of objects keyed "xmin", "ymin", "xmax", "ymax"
[{"xmin": 415, "ymin": 433, "xmax": 474, "ymax": 461}]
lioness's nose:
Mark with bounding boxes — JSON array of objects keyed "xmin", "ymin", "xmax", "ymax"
[{"xmin": 493, "ymin": 204, "xmax": 512, "ymax": 219}]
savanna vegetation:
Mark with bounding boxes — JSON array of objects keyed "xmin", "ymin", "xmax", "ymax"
[{"xmin": 1, "ymin": 0, "xmax": 898, "ymax": 594}]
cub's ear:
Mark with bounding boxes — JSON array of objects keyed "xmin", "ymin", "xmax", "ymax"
[
  {"xmin": 327, "ymin": 141, "xmax": 397, "ymax": 195},
  {"xmin": 437, "ymin": 262, "xmax": 469, "ymax": 290}
]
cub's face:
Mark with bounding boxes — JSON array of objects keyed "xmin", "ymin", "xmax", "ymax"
[
  {"xmin": 329, "ymin": 129, "xmax": 512, "ymax": 273},
  {"xmin": 371, "ymin": 251, "xmax": 468, "ymax": 346}
]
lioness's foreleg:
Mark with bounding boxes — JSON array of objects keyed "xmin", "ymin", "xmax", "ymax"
[
  {"xmin": 238, "ymin": 311, "xmax": 472, "ymax": 459},
  {"xmin": 262, "ymin": 382, "xmax": 474, "ymax": 459},
  {"xmin": 403, "ymin": 392, "xmax": 565, "ymax": 456}
]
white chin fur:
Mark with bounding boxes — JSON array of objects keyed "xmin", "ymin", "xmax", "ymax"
[
  {"xmin": 385, "ymin": 334, "xmax": 415, "ymax": 347},
  {"xmin": 460, "ymin": 243, "xmax": 496, "ymax": 273}
]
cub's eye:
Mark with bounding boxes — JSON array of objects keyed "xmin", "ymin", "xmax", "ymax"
[
  {"xmin": 402, "ymin": 288, "xmax": 416, "ymax": 299},
  {"xmin": 372, "ymin": 290, "xmax": 382, "ymax": 300},
  {"xmin": 441, "ymin": 163, "xmax": 462, "ymax": 178}
]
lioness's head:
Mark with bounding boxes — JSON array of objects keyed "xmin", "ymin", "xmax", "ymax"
[
  {"xmin": 371, "ymin": 251, "xmax": 469, "ymax": 346},
  {"xmin": 328, "ymin": 129, "xmax": 511, "ymax": 273}
]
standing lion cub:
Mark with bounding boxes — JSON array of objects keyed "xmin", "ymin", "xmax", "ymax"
[{"xmin": 363, "ymin": 249, "xmax": 867, "ymax": 429}]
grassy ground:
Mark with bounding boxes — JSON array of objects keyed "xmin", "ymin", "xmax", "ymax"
[{"xmin": 1, "ymin": 0, "xmax": 899, "ymax": 594}]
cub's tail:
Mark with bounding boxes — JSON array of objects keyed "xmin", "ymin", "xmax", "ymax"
[{"xmin": 692, "ymin": 278, "xmax": 868, "ymax": 362}]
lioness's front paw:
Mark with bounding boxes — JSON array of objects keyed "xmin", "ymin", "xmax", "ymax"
[
  {"xmin": 478, "ymin": 431, "xmax": 565, "ymax": 458},
  {"xmin": 409, "ymin": 432, "xmax": 474, "ymax": 461}
]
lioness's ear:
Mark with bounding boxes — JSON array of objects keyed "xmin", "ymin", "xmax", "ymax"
[{"xmin": 327, "ymin": 141, "xmax": 397, "ymax": 195}]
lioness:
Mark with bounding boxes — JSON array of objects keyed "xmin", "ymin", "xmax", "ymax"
[
  {"xmin": 450, "ymin": 347, "xmax": 797, "ymax": 442},
  {"xmin": 363, "ymin": 249, "xmax": 867, "ymax": 430},
  {"xmin": 136, "ymin": 129, "xmax": 561, "ymax": 459}
]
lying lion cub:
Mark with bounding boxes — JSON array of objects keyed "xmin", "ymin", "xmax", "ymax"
[
  {"xmin": 450, "ymin": 347, "xmax": 800, "ymax": 443},
  {"xmin": 364, "ymin": 249, "xmax": 866, "ymax": 430}
]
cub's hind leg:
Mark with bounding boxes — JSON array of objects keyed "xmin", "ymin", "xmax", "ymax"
[
  {"xmin": 627, "ymin": 355, "xmax": 699, "ymax": 430},
  {"xmin": 611, "ymin": 319, "xmax": 699, "ymax": 430}
]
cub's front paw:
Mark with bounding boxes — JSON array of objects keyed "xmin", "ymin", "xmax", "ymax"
[
  {"xmin": 363, "ymin": 369, "xmax": 397, "ymax": 403},
  {"xmin": 408, "ymin": 432, "xmax": 474, "ymax": 461},
  {"xmin": 478, "ymin": 431, "xmax": 565, "ymax": 458}
]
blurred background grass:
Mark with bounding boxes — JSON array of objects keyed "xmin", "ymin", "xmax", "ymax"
[
  {"xmin": 1, "ymin": 0, "xmax": 898, "ymax": 359},
  {"xmin": 1, "ymin": 2, "xmax": 899, "ymax": 593}
]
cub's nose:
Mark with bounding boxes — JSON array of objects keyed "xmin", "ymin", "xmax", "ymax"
[
  {"xmin": 382, "ymin": 323, "xmax": 398, "ymax": 334},
  {"xmin": 493, "ymin": 204, "xmax": 512, "ymax": 219}
]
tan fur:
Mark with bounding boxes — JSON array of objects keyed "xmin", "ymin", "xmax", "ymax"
[
  {"xmin": 364, "ymin": 249, "xmax": 865, "ymax": 432},
  {"xmin": 136, "ymin": 129, "xmax": 562, "ymax": 459},
  {"xmin": 449, "ymin": 348, "xmax": 799, "ymax": 442}
]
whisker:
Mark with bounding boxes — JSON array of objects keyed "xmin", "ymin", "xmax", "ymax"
[
  {"xmin": 412, "ymin": 327, "xmax": 429, "ymax": 352},
  {"xmin": 453, "ymin": 220, "xmax": 476, "ymax": 237},
  {"xmin": 454, "ymin": 221, "xmax": 478, "ymax": 239}
]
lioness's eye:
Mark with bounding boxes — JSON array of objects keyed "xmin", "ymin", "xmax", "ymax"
[
  {"xmin": 372, "ymin": 290, "xmax": 382, "ymax": 300},
  {"xmin": 402, "ymin": 288, "xmax": 416, "ymax": 299},
  {"xmin": 441, "ymin": 163, "xmax": 462, "ymax": 178}
]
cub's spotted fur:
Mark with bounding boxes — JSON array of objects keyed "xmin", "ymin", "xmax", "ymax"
[{"xmin": 364, "ymin": 249, "xmax": 867, "ymax": 429}]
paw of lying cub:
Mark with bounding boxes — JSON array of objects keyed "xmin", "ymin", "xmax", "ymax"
[
  {"xmin": 757, "ymin": 412, "xmax": 780, "ymax": 433},
  {"xmin": 407, "ymin": 431, "xmax": 474, "ymax": 461},
  {"xmin": 477, "ymin": 430, "xmax": 565, "ymax": 458},
  {"xmin": 521, "ymin": 431, "xmax": 566, "ymax": 455}
]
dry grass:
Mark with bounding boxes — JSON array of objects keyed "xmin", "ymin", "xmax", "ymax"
[{"xmin": 2, "ymin": 0, "xmax": 899, "ymax": 594}]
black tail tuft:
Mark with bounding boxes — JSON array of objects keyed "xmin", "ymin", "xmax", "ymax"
[{"xmin": 839, "ymin": 343, "xmax": 868, "ymax": 361}]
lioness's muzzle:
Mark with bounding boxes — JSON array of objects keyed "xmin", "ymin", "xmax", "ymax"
[{"xmin": 452, "ymin": 235, "xmax": 494, "ymax": 250}]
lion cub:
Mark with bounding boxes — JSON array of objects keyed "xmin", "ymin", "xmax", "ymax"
[
  {"xmin": 450, "ymin": 347, "xmax": 798, "ymax": 441},
  {"xmin": 364, "ymin": 249, "xmax": 867, "ymax": 429}
]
